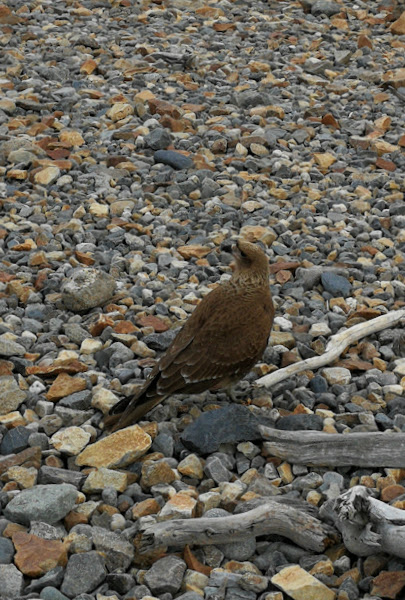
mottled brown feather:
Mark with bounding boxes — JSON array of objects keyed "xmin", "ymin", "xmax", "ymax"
[{"xmin": 104, "ymin": 239, "xmax": 274, "ymax": 431}]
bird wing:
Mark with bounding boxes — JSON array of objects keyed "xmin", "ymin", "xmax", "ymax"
[{"xmin": 156, "ymin": 284, "xmax": 274, "ymax": 394}]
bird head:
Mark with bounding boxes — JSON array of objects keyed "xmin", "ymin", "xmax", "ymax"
[{"xmin": 231, "ymin": 239, "xmax": 269, "ymax": 285}]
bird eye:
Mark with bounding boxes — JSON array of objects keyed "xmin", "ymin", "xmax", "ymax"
[{"xmin": 240, "ymin": 249, "xmax": 247, "ymax": 258}]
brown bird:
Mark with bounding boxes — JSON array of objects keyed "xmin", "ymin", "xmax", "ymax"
[{"xmin": 104, "ymin": 239, "xmax": 274, "ymax": 432}]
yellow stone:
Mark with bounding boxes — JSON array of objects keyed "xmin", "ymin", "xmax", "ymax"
[
  {"xmin": 76, "ymin": 424, "xmax": 152, "ymax": 468},
  {"xmin": 34, "ymin": 166, "xmax": 60, "ymax": 185},
  {"xmin": 313, "ymin": 152, "xmax": 336, "ymax": 169},
  {"xmin": 107, "ymin": 103, "xmax": 134, "ymax": 122},
  {"xmin": 272, "ymin": 565, "xmax": 336, "ymax": 600},
  {"xmin": 60, "ymin": 130, "xmax": 85, "ymax": 147},
  {"xmin": 7, "ymin": 466, "xmax": 37, "ymax": 488},
  {"xmin": 82, "ymin": 468, "xmax": 128, "ymax": 493}
]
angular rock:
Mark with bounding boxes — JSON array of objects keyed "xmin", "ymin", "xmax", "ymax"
[
  {"xmin": 76, "ymin": 425, "xmax": 151, "ymax": 468},
  {"xmin": 91, "ymin": 526, "xmax": 134, "ymax": 571},
  {"xmin": 321, "ymin": 272, "xmax": 352, "ymax": 297},
  {"xmin": 82, "ymin": 467, "xmax": 128, "ymax": 493},
  {"xmin": 13, "ymin": 531, "xmax": 68, "ymax": 577},
  {"xmin": 4, "ymin": 484, "xmax": 78, "ymax": 525},
  {"xmin": 272, "ymin": 564, "xmax": 335, "ymax": 600},
  {"xmin": 0, "ymin": 564, "xmax": 24, "ymax": 598},
  {"xmin": 50, "ymin": 427, "xmax": 91, "ymax": 455},
  {"xmin": 181, "ymin": 405, "xmax": 261, "ymax": 454},
  {"xmin": 0, "ymin": 376, "xmax": 27, "ymax": 415},
  {"xmin": 61, "ymin": 551, "xmax": 106, "ymax": 598},
  {"xmin": 144, "ymin": 555, "xmax": 187, "ymax": 595},
  {"xmin": 61, "ymin": 268, "xmax": 116, "ymax": 312}
]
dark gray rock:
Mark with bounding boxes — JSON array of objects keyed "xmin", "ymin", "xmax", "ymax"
[
  {"xmin": 181, "ymin": 405, "xmax": 261, "ymax": 454},
  {"xmin": 4, "ymin": 484, "xmax": 78, "ymax": 526},
  {"xmin": 311, "ymin": 0, "xmax": 341, "ymax": 17},
  {"xmin": 204, "ymin": 456, "xmax": 232, "ymax": 484},
  {"xmin": 321, "ymin": 272, "xmax": 352, "ymax": 297},
  {"xmin": 40, "ymin": 587, "xmax": 70, "ymax": 600},
  {"xmin": 59, "ymin": 390, "xmax": 92, "ymax": 410},
  {"xmin": 144, "ymin": 555, "xmax": 186, "ymax": 595},
  {"xmin": 309, "ymin": 375, "xmax": 328, "ymax": 394},
  {"xmin": 276, "ymin": 414, "xmax": 323, "ymax": 431},
  {"xmin": 61, "ymin": 551, "xmax": 106, "ymax": 598},
  {"xmin": 91, "ymin": 526, "xmax": 134, "ymax": 571},
  {"xmin": 154, "ymin": 150, "xmax": 193, "ymax": 170},
  {"xmin": 144, "ymin": 128, "xmax": 172, "ymax": 150},
  {"xmin": 25, "ymin": 567, "xmax": 64, "ymax": 593},
  {"xmin": 0, "ymin": 536, "xmax": 14, "ymax": 563},
  {"xmin": 105, "ymin": 573, "xmax": 135, "ymax": 595},
  {"xmin": 1, "ymin": 426, "xmax": 31, "ymax": 455}
]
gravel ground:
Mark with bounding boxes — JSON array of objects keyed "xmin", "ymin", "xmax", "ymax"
[{"xmin": 1, "ymin": 0, "xmax": 405, "ymax": 599}]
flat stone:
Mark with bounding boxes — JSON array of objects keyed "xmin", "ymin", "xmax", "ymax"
[
  {"xmin": 50, "ymin": 427, "xmax": 91, "ymax": 455},
  {"xmin": 61, "ymin": 268, "xmax": 116, "ymax": 312},
  {"xmin": 34, "ymin": 166, "xmax": 61, "ymax": 185},
  {"xmin": 154, "ymin": 149, "xmax": 193, "ymax": 170},
  {"xmin": 321, "ymin": 272, "xmax": 352, "ymax": 297},
  {"xmin": 82, "ymin": 467, "xmax": 128, "ymax": 493},
  {"xmin": 271, "ymin": 565, "xmax": 335, "ymax": 600},
  {"xmin": 158, "ymin": 492, "xmax": 197, "ymax": 520},
  {"xmin": 4, "ymin": 484, "xmax": 78, "ymax": 525},
  {"xmin": 61, "ymin": 551, "xmax": 106, "ymax": 598},
  {"xmin": 371, "ymin": 570, "xmax": 405, "ymax": 599},
  {"xmin": 141, "ymin": 460, "xmax": 177, "ymax": 488},
  {"xmin": 46, "ymin": 373, "xmax": 87, "ymax": 401},
  {"xmin": 1, "ymin": 425, "xmax": 31, "ymax": 454},
  {"xmin": 0, "ymin": 336, "xmax": 26, "ymax": 357},
  {"xmin": 181, "ymin": 405, "xmax": 261, "ymax": 454},
  {"xmin": 0, "ymin": 376, "xmax": 27, "ymax": 415},
  {"xmin": 13, "ymin": 531, "xmax": 68, "ymax": 577},
  {"xmin": 76, "ymin": 424, "xmax": 151, "ymax": 468},
  {"xmin": 0, "ymin": 564, "xmax": 24, "ymax": 598},
  {"xmin": 144, "ymin": 555, "xmax": 187, "ymax": 595},
  {"xmin": 322, "ymin": 367, "xmax": 351, "ymax": 385},
  {"xmin": 0, "ymin": 536, "xmax": 14, "ymax": 563},
  {"xmin": 177, "ymin": 454, "xmax": 204, "ymax": 479}
]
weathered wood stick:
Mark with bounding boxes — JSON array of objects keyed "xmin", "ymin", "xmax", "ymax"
[
  {"xmin": 321, "ymin": 486, "xmax": 405, "ymax": 558},
  {"xmin": 256, "ymin": 309, "xmax": 405, "ymax": 389},
  {"xmin": 260, "ymin": 426, "xmax": 405, "ymax": 468},
  {"xmin": 139, "ymin": 500, "xmax": 337, "ymax": 553}
]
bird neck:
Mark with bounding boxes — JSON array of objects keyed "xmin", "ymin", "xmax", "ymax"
[{"xmin": 230, "ymin": 271, "xmax": 269, "ymax": 288}]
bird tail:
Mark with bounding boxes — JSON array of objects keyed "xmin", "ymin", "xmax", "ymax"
[{"xmin": 103, "ymin": 394, "xmax": 165, "ymax": 432}]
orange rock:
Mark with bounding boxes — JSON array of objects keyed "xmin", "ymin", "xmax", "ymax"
[
  {"xmin": 74, "ymin": 250, "xmax": 95, "ymax": 265},
  {"xmin": 89, "ymin": 315, "xmax": 114, "ymax": 336},
  {"xmin": 46, "ymin": 372, "xmax": 87, "ymax": 401},
  {"xmin": 380, "ymin": 484, "xmax": 405, "ymax": 503},
  {"xmin": 148, "ymin": 98, "xmax": 182, "ymax": 119},
  {"xmin": 0, "ymin": 447, "xmax": 41, "ymax": 476},
  {"xmin": 131, "ymin": 498, "xmax": 161, "ymax": 519},
  {"xmin": 13, "ymin": 531, "xmax": 67, "ymax": 577},
  {"xmin": 0, "ymin": 360, "xmax": 14, "ymax": 376},
  {"xmin": 358, "ymin": 34, "xmax": 373, "ymax": 49},
  {"xmin": 376, "ymin": 157, "xmax": 396, "ymax": 172},
  {"xmin": 177, "ymin": 245, "xmax": 211, "ymax": 259},
  {"xmin": 26, "ymin": 360, "xmax": 88, "ymax": 376},
  {"xmin": 371, "ymin": 571, "xmax": 405, "ymax": 599},
  {"xmin": 80, "ymin": 59, "xmax": 98, "ymax": 75},
  {"xmin": 114, "ymin": 320, "xmax": 138, "ymax": 334},
  {"xmin": 391, "ymin": 11, "xmax": 405, "ymax": 35},
  {"xmin": 135, "ymin": 315, "xmax": 169, "ymax": 333}
]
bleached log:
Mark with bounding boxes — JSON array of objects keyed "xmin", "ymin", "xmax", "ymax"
[
  {"xmin": 320, "ymin": 486, "xmax": 405, "ymax": 558},
  {"xmin": 260, "ymin": 427, "xmax": 405, "ymax": 468},
  {"xmin": 256, "ymin": 309, "xmax": 405, "ymax": 389},
  {"xmin": 139, "ymin": 498, "xmax": 338, "ymax": 553}
]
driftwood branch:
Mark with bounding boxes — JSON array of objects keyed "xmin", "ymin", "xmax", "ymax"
[
  {"xmin": 260, "ymin": 426, "xmax": 405, "ymax": 468},
  {"xmin": 139, "ymin": 499, "xmax": 338, "ymax": 553},
  {"xmin": 256, "ymin": 309, "xmax": 405, "ymax": 389},
  {"xmin": 321, "ymin": 486, "xmax": 405, "ymax": 558}
]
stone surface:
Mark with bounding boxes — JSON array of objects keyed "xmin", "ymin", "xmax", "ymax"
[
  {"xmin": 50, "ymin": 427, "xmax": 91, "ymax": 455},
  {"xmin": 61, "ymin": 268, "xmax": 116, "ymax": 312},
  {"xmin": 271, "ymin": 565, "xmax": 336, "ymax": 600},
  {"xmin": 76, "ymin": 424, "xmax": 151, "ymax": 468},
  {"xmin": 13, "ymin": 531, "xmax": 68, "ymax": 577},
  {"xmin": 61, "ymin": 551, "xmax": 106, "ymax": 598},
  {"xmin": 0, "ymin": 564, "xmax": 24, "ymax": 598},
  {"xmin": 181, "ymin": 405, "xmax": 261, "ymax": 454},
  {"xmin": 4, "ymin": 484, "xmax": 78, "ymax": 525},
  {"xmin": 0, "ymin": 376, "xmax": 27, "ymax": 415},
  {"xmin": 82, "ymin": 467, "xmax": 128, "ymax": 493},
  {"xmin": 144, "ymin": 555, "xmax": 187, "ymax": 595}
]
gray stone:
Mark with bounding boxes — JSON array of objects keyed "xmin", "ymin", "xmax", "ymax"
[
  {"xmin": 0, "ymin": 336, "xmax": 26, "ymax": 357},
  {"xmin": 0, "ymin": 537, "xmax": 14, "ymax": 564},
  {"xmin": 61, "ymin": 268, "xmax": 116, "ymax": 312},
  {"xmin": 321, "ymin": 272, "xmax": 352, "ymax": 297},
  {"xmin": 1, "ymin": 426, "xmax": 31, "ymax": 455},
  {"xmin": 59, "ymin": 390, "xmax": 92, "ymax": 410},
  {"xmin": 40, "ymin": 588, "xmax": 70, "ymax": 600},
  {"xmin": 0, "ymin": 376, "xmax": 27, "ymax": 415},
  {"xmin": 61, "ymin": 551, "xmax": 106, "ymax": 598},
  {"xmin": 25, "ymin": 567, "xmax": 64, "ymax": 593},
  {"xmin": 276, "ymin": 414, "xmax": 323, "ymax": 431},
  {"xmin": 144, "ymin": 555, "xmax": 186, "ymax": 595},
  {"xmin": 91, "ymin": 526, "xmax": 134, "ymax": 571},
  {"xmin": 220, "ymin": 537, "xmax": 257, "ymax": 561},
  {"xmin": 144, "ymin": 128, "xmax": 172, "ymax": 150},
  {"xmin": 312, "ymin": 0, "xmax": 341, "ymax": 17},
  {"xmin": 204, "ymin": 456, "xmax": 232, "ymax": 484},
  {"xmin": 154, "ymin": 150, "xmax": 193, "ymax": 170},
  {"xmin": 181, "ymin": 405, "xmax": 261, "ymax": 454},
  {"xmin": 4, "ymin": 484, "xmax": 78, "ymax": 525},
  {"xmin": 0, "ymin": 564, "xmax": 24, "ymax": 598}
]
